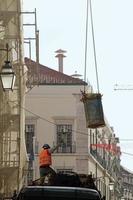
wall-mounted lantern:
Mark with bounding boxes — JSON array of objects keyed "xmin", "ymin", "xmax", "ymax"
[
  {"xmin": 109, "ymin": 182, "xmax": 114, "ymax": 191},
  {"xmin": 0, "ymin": 43, "xmax": 16, "ymax": 91}
]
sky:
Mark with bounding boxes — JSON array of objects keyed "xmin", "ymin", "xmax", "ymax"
[{"xmin": 23, "ymin": 0, "xmax": 133, "ymax": 171}]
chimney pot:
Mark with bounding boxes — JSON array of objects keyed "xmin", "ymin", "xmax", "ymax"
[{"xmin": 55, "ymin": 49, "xmax": 67, "ymax": 73}]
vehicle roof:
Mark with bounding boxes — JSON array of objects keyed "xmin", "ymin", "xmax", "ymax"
[
  {"xmin": 23, "ymin": 186, "xmax": 99, "ymax": 193},
  {"xmin": 17, "ymin": 186, "xmax": 101, "ymax": 200},
  {"xmin": 19, "ymin": 186, "xmax": 100, "ymax": 196}
]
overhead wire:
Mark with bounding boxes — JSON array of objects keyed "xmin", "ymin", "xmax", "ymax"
[
  {"xmin": 11, "ymin": 101, "xmax": 133, "ymax": 142},
  {"xmin": 121, "ymin": 152, "xmax": 133, "ymax": 157},
  {"xmin": 7, "ymin": 100, "xmax": 133, "ymax": 157},
  {"xmin": 23, "ymin": 103, "xmax": 133, "ymax": 157}
]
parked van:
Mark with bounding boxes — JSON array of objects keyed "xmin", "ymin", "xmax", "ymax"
[{"xmin": 16, "ymin": 186, "xmax": 101, "ymax": 200}]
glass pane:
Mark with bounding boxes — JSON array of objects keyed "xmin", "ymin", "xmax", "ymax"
[{"xmin": 56, "ymin": 124, "xmax": 72, "ymax": 153}]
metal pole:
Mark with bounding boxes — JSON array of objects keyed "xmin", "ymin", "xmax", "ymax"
[
  {"xmin": 35, "ymin": 9, "xmax": 39, "ymax": 83},
  {"xmin": 95, "ymin": 129, "xmax": 98, "ymax": 186},
  {"xmin": 29, "ymin": 40, "xmax": 31, "ymax": 59},
  {"xmin": 17, "ymin": 0, "xmax": 25, "ymax": 192}
]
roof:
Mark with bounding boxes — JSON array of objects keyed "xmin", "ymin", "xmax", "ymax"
[{"xmin": 25, "ymin": 57, "xmax": 87, "ymax": 86}]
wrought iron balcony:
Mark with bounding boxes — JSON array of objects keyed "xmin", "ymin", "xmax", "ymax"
[
  {"xmin": 0, "ymin": 160, "xmax": 18, "ymax": 168},
  {"xmin": 90, "ymin": 147, "xmax": 107, "ymax": 169}
]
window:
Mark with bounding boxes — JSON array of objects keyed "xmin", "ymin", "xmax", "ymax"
[
  {"xmin": 25, "ymin": 124, "xmax": 35, "ymax": 155},
  {"xmin": 25, "ymin": 124, "xmax": 35, "ymax": 185},
  {"xmin": 56, "ymin": 124, "xmax": 73, "ymax": 153},
  {"xmin": 27, "ymin": 161, "xmax": 33, "ymax": 184}
]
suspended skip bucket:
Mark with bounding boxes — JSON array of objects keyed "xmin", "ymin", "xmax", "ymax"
[{"xmin": 81, "ymin": 92, "xmax": 105, "ymax": 128}]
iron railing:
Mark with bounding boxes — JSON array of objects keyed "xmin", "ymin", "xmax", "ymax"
[{"xmin": 90, "ymin": 147, "xmax": 107, "ymax": 169}]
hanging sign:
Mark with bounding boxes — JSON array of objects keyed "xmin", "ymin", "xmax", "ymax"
[{"xmin": 90, "ymin": 144, "xmax": 121, "ymax": 155}]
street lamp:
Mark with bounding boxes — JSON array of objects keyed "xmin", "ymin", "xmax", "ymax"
[
  {"xmin": 109, "ymin": 182, "xmax": 114, "ymax": 200},
  {"xmin": 109, "ymin": 182, "xmax": 114, "ymax": 191},
  {"xmin": 0, "ymin": 43, "xmax": 16, "ymax": 91}
]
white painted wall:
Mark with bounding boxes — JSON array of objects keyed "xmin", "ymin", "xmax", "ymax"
[{"xmin": 26, "ymin": 84, "xmax": 89, "ymax": 177}]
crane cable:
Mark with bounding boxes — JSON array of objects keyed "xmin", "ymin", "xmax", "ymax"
[
  {"xmin": 84, "ymin": 0, "xmax": 100, "ymax": 93},
  {"xmin": 84, "ymin": 0, "xmax": 89, "ymax": 92},
  {"xmin": 89, "ymin": 0, "xmax": 100, "ymax": 93}
]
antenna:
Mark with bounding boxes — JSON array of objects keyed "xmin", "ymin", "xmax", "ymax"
[{"xmin": 114, "ymin": 84, "xmax": 133, "ymax": 91}]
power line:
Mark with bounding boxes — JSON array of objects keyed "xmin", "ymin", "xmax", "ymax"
[
  {"xmin": 9, "ymin": 101, "xmax": 133, "ymax": 157},
  {"xmin": 11, "ymin": 101, "xmax": 133, "ymax": 142},
  {"xmin": 122, "ymin": 152, "xmax": 133, "ymax": 157}
]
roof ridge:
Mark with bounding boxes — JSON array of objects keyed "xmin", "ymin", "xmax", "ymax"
[{"xmin": 25, "ymin": 57, "xmax": 87, "ymax": 85}]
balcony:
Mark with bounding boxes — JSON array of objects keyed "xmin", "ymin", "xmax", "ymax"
[
  {"xmin": 90, "ymin": 147, "xmax": 107, "ymax": 169},
  {"xmin": 0, "ymin": 160, "xmax": 18, "ymax": 175}
]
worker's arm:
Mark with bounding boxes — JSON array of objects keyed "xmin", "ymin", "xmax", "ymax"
[
  {"xmin": 50, "ymin": 139, "xmax": 65, "ymax": 153},
  {"xmin": 50, "ymin": 144, "xmax": 60, "ymax": 153}
]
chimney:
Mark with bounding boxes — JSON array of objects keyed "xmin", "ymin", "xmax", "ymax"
[
  {"xmin": 55, "ymin": 49, "xmax": 66, "ymax": 73},
  {"xmin": 71, "ymin": 71, "xmax": 82, "ymax": 79}
]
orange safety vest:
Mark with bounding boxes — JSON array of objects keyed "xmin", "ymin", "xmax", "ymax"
[{"xmin": 39, "ymin": 149, "xmax": 52, "ymax": 167}]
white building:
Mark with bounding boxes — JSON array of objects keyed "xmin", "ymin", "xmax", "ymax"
[
  {"xmin": 121, "ymin": 166, "xmax": 133, "ymax": 200},
  {"xmin": 25, "ymin": 55, "xmax": 122, "ymax": 200}
]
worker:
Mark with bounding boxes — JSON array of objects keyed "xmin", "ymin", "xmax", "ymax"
[{"xmin": 39, "ymin": 141, "xmax": 64, "ymax": 185}]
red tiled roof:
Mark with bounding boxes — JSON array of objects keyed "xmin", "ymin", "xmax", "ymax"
[{"xmin": 25, "ymin": 57, "xmax": 87, "ymax": 85}]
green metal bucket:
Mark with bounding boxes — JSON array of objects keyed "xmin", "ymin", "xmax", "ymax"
[{"xmin": 81, "ymin": 93, "xmax": 105, "ymax": 128}]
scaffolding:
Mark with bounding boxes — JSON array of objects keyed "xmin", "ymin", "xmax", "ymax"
[
  {"xmin": 0, "ymin": 0, "xmax": 27, "ymax": 197},
  {"xmin": 22, "ymin": 9, "xmax": 39, "ymax": 89}
]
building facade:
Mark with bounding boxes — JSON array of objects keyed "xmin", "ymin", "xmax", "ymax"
[
  {"xmin": 121, "ymin": 166, "xmax": 133, "ymax": 200},
  {"xmin": 25, "ymin": 57, "xmax": 122, "ymax": 200},
  {"xmin": 0, "ymin": 0, "xmax": 27, "ymax": 197}
]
